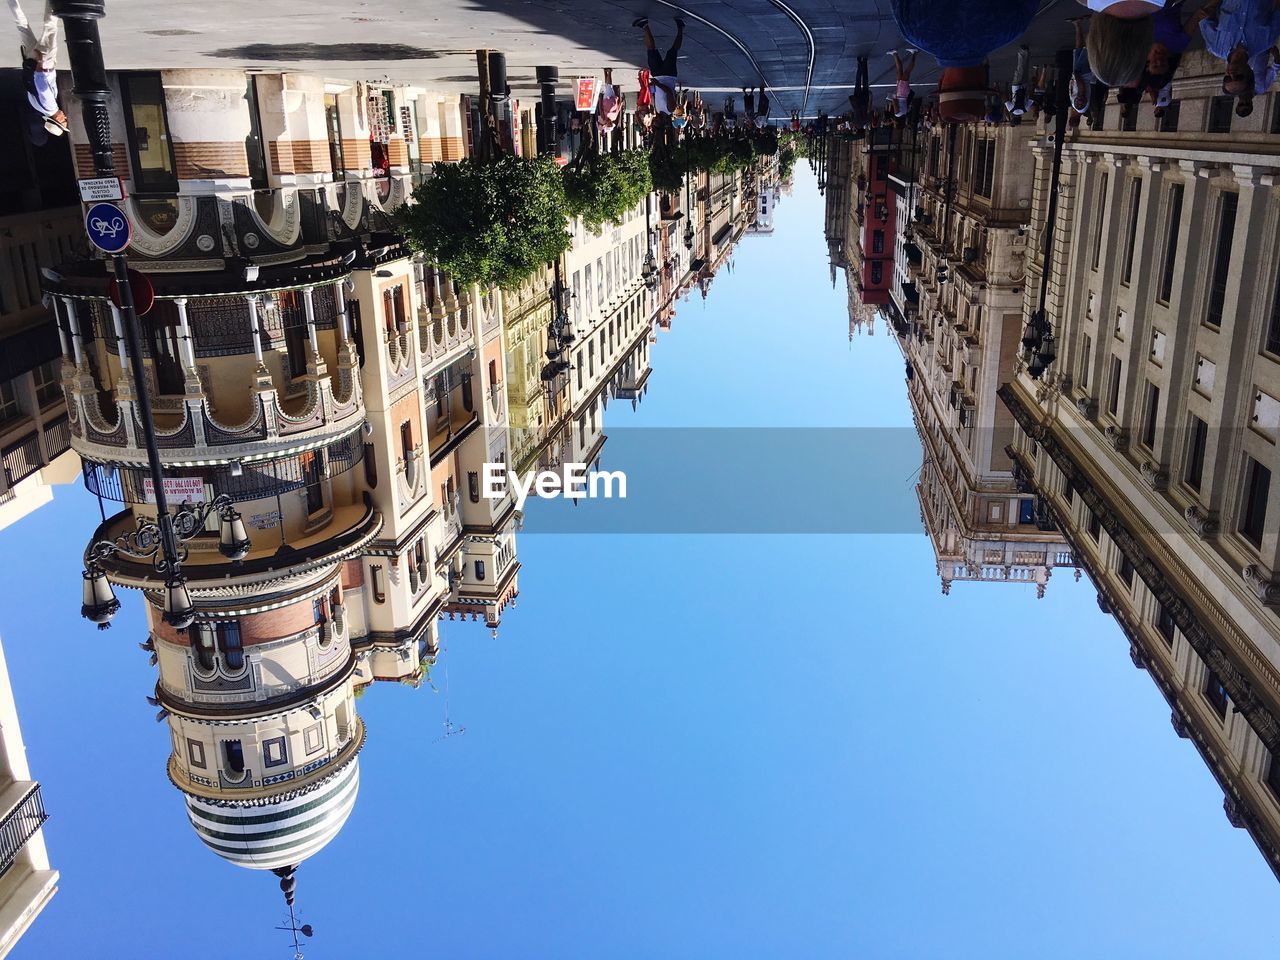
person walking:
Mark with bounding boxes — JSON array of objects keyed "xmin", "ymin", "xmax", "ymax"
[
  {"xmin": 635, "ymin": 17, "xmax": 685, "ymax": 118},
  {"xmin": 1005, "ymin": 44, "xmax": 1030, "ymax": 118},
  {"xmin": 1191, "ymin": 0, "xmax": 1280, "ymax": 116},
  {"xmin": 848, "ymin": 55, "xmax": 872, "ymax": 128},
  {"xmin": 886, "ymin": 48, "xmax": 918, "ymax": 119},
  {"xmin": 8, "ymin": 0, "xmax": 66, "ymax": 137},
  {"xmin": 596, "ymin": 68, "xmax": 625, "ymax": 145}
]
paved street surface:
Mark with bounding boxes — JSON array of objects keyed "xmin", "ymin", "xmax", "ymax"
[{"xmin": 15, "ymin": 0, "xmax": 1095, "ymax": 116}]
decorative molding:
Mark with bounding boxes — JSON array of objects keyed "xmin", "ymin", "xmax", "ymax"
[
  {"xmin": 1185, "ymin": 504, "xmax": 1220, "ymax": 540},
  {"xmin": 1103, "ymin": 424, "xmax": 1129, "ymax": 451},
  {"xmin": 1243, "ymin": 564, "xmax": 1280, "ymax": 606},
  {"xmin": 1140, "ymin": 460, "xmax": 1170, "ymax": 491}
]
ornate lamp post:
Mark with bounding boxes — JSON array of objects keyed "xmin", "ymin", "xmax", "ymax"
[
  {"xmin": 53, "ymin": 0, "xmax": 209, "ymax": 628},
  {"xmin": 81, "ymin": 495, "xmax": 251, "ymax": 629},
  {"xmin": 1024, "ymin": 48, "xmax": 1074, "ymax": 380}
]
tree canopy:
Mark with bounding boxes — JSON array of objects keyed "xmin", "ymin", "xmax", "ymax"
[
  {"xmin": 399, "ymin": 156, "xmax": 572, "ymax": 289},
  {"xmin": 563, "ymin": 150, "xmax": 653, "ymax": 232}
]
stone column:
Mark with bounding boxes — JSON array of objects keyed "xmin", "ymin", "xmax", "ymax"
[
  {"xmin": 302, "ymin": 286, "xmax": 321, "ymax": 358},
  {"xmin": 334, "ymin": 279, "xmax": 350, "ymax": 342},
  {"xmin": 245, "ymin": 294, "xmax": 265, "ymax": 367}
]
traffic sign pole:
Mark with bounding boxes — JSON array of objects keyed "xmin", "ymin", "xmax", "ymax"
[{"xmin": 52, "ymin": 0, "xmax": 183, "ymax": 570}]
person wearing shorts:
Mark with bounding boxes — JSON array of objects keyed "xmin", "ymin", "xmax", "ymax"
[
  {"xmin": 636, "ymin": 17, "xmax": 684, "ymax": 115},
  {"xmin": 887, "ymin": 48, "xmax": 917, "ymax": 118}
]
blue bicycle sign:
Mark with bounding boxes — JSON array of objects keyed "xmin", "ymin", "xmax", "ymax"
[{"xmin": 84, "ymin": 202, "xmax": 132, "ymax": 254}]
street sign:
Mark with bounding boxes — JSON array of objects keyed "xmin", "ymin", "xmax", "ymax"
[
  {"xmin": 78, "ymin": 176, "xmax": 124, "ymax": 202},
  {"xmin": 85, "ymin": 202, "xmax": 131, "ymax": 254},
  {"xmin": 142, "ymin": 476, "xmax": 205, "ymax": 504},
  {"xmin": 575, "ymin": 77, "xmax": 600, "ymax": 113},
  {"xmin": 108, "ymin": 268, "xmax": 155, "ymax": 317}
]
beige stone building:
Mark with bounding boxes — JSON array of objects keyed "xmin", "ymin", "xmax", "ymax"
[
  {"xmin": 0, "ymin": 634, "xmax": 56, "ymax": 958},
  {"xmin": 1003, "ymin": 49, "xmax": 1280, "ymax": 878},
  {"xmin": 892, "ymin": 121, "xmax": 1073, "ymax": 594},
  {"xmin": 55, "ymin": 68, "xmax": 515, "ymax": 893}
]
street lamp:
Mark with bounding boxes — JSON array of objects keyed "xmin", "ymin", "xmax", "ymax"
[
  {"xmin": 80, "ymin": 495, "xmax": 249, "ymax": 630},
  {"xmin": 642, "ymin": 249, "xmax": 658, "ymax": 291}
]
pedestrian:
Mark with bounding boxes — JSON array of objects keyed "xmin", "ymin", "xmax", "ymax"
[
  {"xmin": 848, "ymin": 55, "xmax": 872, "ymax": 128},
  {"xmin": 1145, "ymin": 0, "xmax": 1196, "ymax": 94},
  {"xmin": 886, "ymin": 48, "xmax": 918, "ymax": 120},
  {"xmin": 1191, "ymin": 0, "xmax": 1280, "ymax": 117},
  {"xmin": 1005, "ymin": 45, "xmax": 1031, "ymax": 119},
  {"xmin": 635, "ymin": 17, "xmax": 685, "ymax": 119},
  {"xmin": 597, "ymin": 68, "xmax": 625, "ymax": 143},
  {"xmin": 889, "ymin": 0, "xmax": 1038, "ymax": 121},
  {"xmin": 1083, "ymin": 0, "xmax": 1161, "ymax": 87},
  {"xmin": 1068, "ymin": 16, "xmax": 1097, "ymax": 116},
  {"xmin": 8, "ymin": 0, "xmax": 66, "ymax": 138},
  {"xmin": 753, "ymin": 86, "xmax": 771, "ymax": 127}
]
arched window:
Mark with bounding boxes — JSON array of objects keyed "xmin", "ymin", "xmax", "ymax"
[
  {"xmin": 224, "ymin": 739, "xmax": 245, "ymax": 775},
  {"xmin": 192, "ymin": 624, "xmax": 217, "ymax": 673},
  {"xmin": 218, "ymin": 622, "xmax": 244, "ymax": 672}
]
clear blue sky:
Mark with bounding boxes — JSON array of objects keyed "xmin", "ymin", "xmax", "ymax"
[{"xmin": 6, "ymin": 167, "xmax": 1277, "ymax": 959}]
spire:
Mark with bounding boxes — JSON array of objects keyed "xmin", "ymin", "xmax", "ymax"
[{"xmin": 271, "ymin": 865, "xmax": 314, "ymax": 957}]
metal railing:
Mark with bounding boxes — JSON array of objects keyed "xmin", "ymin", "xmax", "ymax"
[{"xmin": 0, "ymin": 783, "xmax": 48, "ymax": 878}]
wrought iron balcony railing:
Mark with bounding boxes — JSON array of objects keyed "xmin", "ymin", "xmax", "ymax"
[{"xmin": 0, "ymin": 783, "xmax": 48, "ymax": 878}]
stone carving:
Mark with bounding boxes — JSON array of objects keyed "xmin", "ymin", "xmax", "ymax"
[
  {"xmin": 1140, "ymin": 460, "xmax": 1169, "ymax": 491},
  {"xmin": 1103, "ymin": 424, "xmax": 1129, "ymax": 451},
  {"xmin": 1242, "ymin": 564, "xmax": 1280, "ymax": 606},
  {"xmin": 1171, "ymin": 710, "xmax": 1189, "ymax": 738},
  {"xmin": 1184, "ymin": 504, "xmax": 1220, "ymax": 539},
  {"xmin": 1075, "ymin": 395, "xmax": 1098, "ymax": 420},
  {"xmin": 1224, "ymin": 794, "xmax": 1246, "ymax": 829}
]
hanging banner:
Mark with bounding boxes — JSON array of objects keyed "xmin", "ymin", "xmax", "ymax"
[
  {"xmin": 142, "ymin": 476, "xmax": 206, "ymax": 504},
  {"xmin": 575, "ymin": 77, "xmax": 600, "ymax": 113}
]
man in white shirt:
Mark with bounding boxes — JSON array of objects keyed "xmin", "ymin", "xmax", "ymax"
[
  {"xmin": 8, "ymin": 0, "xmax": 66, "ymax": 136},
  {"xmin": 635, "ymin": 16, "xmax": 684, "ymax": 116}
]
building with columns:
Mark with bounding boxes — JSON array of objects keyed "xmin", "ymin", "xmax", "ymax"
[
  {"xmin": 51, "ymin": 67, "xmax": 516, "ymax": 899},
  {"xmin": 1002, "ymin": 49, "xmax": 1280, "ymax": 879},
  {"xmin": 890, "ymin": 120, "xmax": 1072, "ymax": 594}
]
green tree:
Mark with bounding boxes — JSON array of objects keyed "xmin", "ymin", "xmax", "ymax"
[
  {"xmin": 564, "ymin": 150, "xmax": 653, "ymax": 231},
  {"xmin": 399, "ymin": 156, "xmax": 572, "ymax": 290}
]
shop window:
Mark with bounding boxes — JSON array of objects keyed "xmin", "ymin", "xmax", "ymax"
[{"xmin": 121, "ymin": 72, "xmax": 177, "ymax": 194}]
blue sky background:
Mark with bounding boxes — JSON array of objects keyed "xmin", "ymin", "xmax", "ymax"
[{"xmin": 5, "ymin": 166, "xmax": 1278, "ymax": 959}]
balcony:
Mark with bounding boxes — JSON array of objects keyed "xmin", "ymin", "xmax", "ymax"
[
  {"xmin": 67, "ymin": 357, "xmax": 363, "ymax": 468},
  {"xmin": 0, "ymin": 783, "xmax": 48, "ymax": 879}
]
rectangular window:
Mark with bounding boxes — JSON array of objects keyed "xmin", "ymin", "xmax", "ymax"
[
  {"xmin": 1018, "ymin": 498, "xmax": 1035, "ymax": 524},
  {"xmin": 1156, "ymin": 604, "xmax": 1176, "ymax": 646},
  {"xmin": 32, "ymin": 360, "xmax": 61, "ymax": 408},
  {"xmin": 187, "ymin": 739, "xmax": 206, "ymax": 769},
  {"xmin": 1159, "ymin": 100, "xmax": 1180, "ymax": 132},
  {"xmin": 1203, "ymin": 668, "xmax": 1229, "ymax": 720},
  {"xmin": 244, "ymin": 76, "xmax": 269, "ymax": 190},
  {"xmin": 1185, "ymin": 416, "xmax": 1208, "ymax": 491},
  {"xmin": 1141, "ymin": 382, "xmax": 1160, "ymax": 449},
  {"xmin": 1118, "ymin": 555, "xmax": 1135, "ymax": 589},
  {"xmin": 262, "ymin": 736, "xmax": 288, "ymax": 768},
  {"xmin": 1158, "ymin": 184, "xmax": 1183, "ymax": 304},
  {"xmin": 1206, "ymin": 193, "xmax": 1238, "ymax": 327},
  {"xmin": 1107, "ymin": 356, "xmax": 1122, "ymax": 416},
  {"xmin": 1208, "ymin": 95, "xmax": 1234, "ymax": 134},
  {"xmin": 1092, "ymin": 173, "xmax": 1108, "ymax": 270},
  {"xmin": 217, "ymin": 621, "xmax": 244, "ymax": 671},
  {"xmin": 121, "ymin": 72, "xmax": 177, "ymax": 194},
  {"xmin": 1122, "ymin": 179, "xmax": 1142, "ymax": 284},
  {"xmin": 1087, "ymin": 510, "xmax": 1101, "ymax": 542},
  {"xmin": 1080, "ymin": 334, "xmax": 1092, "ymax": 391},
  {"xmin": 302, "ymin": 450, "xmax": 325, "ymax": 514},
  {"xmin": 0, "ymin": 380, "xmax": 20, "ymax": 425},
  {"xmin": 872, "ymin": 230, "xmax": 885, "ymax": 254},
  {"xmin": 474, "ymin": 560, "xmax": 486, "ymax": 581},
  {"xmin": 324, "ymin": 92, "xmax": 345, "ymax": 173},
  {"xmin": 1265, "ymin": 268, "xmax": 1280, "ymax": 356},
  {"xmin": 1239, "ymin": 456, "xmax": 1272, "ymax": 547},
  {"xmin": 870, "ymin": 262, "xmax": 883, "ymax": 285}
]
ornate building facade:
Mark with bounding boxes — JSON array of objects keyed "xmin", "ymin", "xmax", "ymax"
[{"xmin": 1003, "ymin": 48, "xmax": 1280, "ymax": 878}]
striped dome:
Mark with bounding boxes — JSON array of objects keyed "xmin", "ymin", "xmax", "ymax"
[{"xmin": 185, "ymin": 759, "xmax": 360, "ymax": 870}]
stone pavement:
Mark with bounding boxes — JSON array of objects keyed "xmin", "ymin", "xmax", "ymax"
[{"xmin": 12, "ymin": 0, "xmax": 1110, "ymax": 116}]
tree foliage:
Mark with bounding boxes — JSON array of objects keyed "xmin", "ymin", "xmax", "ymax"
[
  {"xmin": 399, "ymin": 156, "xmax": 571, "ymax": 289},
  {"xmin": 648, "ymin": 133, "xmax": 773, "ymax": 193},
  {"xmin": 563, "ymin": 150, "xmax": 653, "ymax": 232}
]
